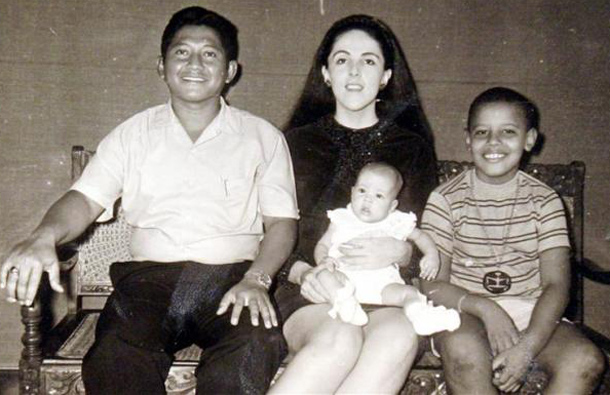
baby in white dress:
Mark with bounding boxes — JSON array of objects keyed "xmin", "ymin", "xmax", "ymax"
[{"xmin": 314, "ymin": 163, "xmax": 460, "ymax": 335}]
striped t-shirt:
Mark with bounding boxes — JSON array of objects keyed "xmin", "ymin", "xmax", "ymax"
[{"xmin": 421, "ymin": 169, "xmax": 570, "ymax": 300}]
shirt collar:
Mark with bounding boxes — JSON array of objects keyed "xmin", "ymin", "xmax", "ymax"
[{"xmin": 165, "ymin": 97, "xmax": 236, "ymax": 145}]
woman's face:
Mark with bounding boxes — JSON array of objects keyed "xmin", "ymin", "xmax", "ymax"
[{"xmin": 322, "ymin": 29, "xmax": 392, "ymax": 118}]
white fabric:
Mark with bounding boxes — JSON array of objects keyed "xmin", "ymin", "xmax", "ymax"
[
  {"xmin": 495, "ymin": 297, "xmax": 537, "ymax": 332},
  {"xmin": 327, "ymin": 206, "xmax": 417, "ymax": 304},
  {"xmin": 71, "ymin": 99, "xmax": 298, "ymax": 264}
]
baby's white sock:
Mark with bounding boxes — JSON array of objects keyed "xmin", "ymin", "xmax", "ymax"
[
  {"xmin": 328, "ymin": 282, "xmax": 368, "ymax": 326},
  {"xmin": 404, "ymin": 294, "xmax": 460, "ymax": 335}
]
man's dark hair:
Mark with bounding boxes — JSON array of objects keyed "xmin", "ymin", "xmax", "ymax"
[
  {"xmin": 161, "ymin": 6, "xmax": 239, "ymax": 61},
  {"xmin": 468, "ymin": 87, "xmax": 539, "ymax": 130}
]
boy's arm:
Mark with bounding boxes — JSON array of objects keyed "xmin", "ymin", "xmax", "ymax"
[
  {"xmin": 422, "ymin": 252, "xmax": 520, "ymax": 354},
  {"xmin": 518, "ymin": 246, "xmax": 570, "ymax": 355},
  {"xmin": 491, "ymin": 246, "xmax": 570, "ymax": 391}
]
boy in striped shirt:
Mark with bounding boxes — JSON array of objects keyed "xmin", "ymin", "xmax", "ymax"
[{"xmin": 421, "ymin": 87, "xmax": 603, "ymax": 394}]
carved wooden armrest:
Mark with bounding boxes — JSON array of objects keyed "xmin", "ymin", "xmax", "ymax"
[
  {"xmin": 57, "ymin": 243, "xmax": 79, "ymax": 272},
  {"xmin": 18, "ymin": 244, "xmax": 81, "ymax": 394},
  {"xmin": 20, "ymin": 301, "xmax": 42, "ymax": 394}
]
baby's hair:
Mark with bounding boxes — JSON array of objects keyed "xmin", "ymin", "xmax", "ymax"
[
  {"xmin": 467, "ymin": 87, "xmax": 539, "ymax": 131},
  {"xmin": 359, "ymin": 162, "xmax": 404, "ymax": 198},
  {"xmin": 161, "ymin": 6, "xmax": 239, "ymax": 62}
]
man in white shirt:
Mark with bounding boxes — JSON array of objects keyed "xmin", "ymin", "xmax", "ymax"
[{"xmin": 0, "ymin": 6, "xmax": 298, "ymax": 394}]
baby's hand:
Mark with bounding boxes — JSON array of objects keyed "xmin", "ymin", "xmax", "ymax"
[
  {"xmin": 419, "ymin": 253, "xmax": 440, "ymax": 281},
  {"xmin": 319, "ymin": 256, "xmax": 339, "ymax": 271}
]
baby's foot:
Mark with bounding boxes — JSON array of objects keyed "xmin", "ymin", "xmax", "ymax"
[
  {"xmin": 328, "ymin": 283, "xmax": 368, "ymax": 326},
  {"xmin": 404, "ymin": 301, "xmax": 460, "ymax": 335}
]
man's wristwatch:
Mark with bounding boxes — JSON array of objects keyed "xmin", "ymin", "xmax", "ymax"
[{"xmin": 244, "ymin": 270, "xmax": 272, "ymax": 290}]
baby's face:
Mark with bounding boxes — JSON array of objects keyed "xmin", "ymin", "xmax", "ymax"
[{"xmin": 350, "ymin": 170, "xmax": 398, "ymax": 223}]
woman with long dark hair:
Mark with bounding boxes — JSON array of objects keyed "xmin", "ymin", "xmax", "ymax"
[{"xmin": 271, "ymin": 15, "xmax": 438, "ymax": 393}]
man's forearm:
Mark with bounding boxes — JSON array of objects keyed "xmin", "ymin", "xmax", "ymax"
[
  {"xmin": 32, "ymin": 190, "xmax": 104, "ymax": 246},
  {"xmin": 248, "ymin": 217, "xmax": 297, "ymax": 277}
]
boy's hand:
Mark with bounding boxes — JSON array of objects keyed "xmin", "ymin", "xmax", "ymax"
[
  {"xmin": 492, "ymin": 342, "xmax": 533, "ymax": 392},
  {"xmin": 217, "ymin": 278, "xmax": 278, "ymax": 329},
  {"xmin": 418, "ymin": 253, "xmax": 439, "ymax": 281},
  {"xmin": 319, "ymin": 256, "xmax": 339, "ymax": 271},
  {"xmin": 480, "ymin": 300, "xmax": 520, "ymax": 355}
]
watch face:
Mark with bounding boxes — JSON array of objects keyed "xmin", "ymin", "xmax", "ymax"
[
  {"xmin": 260, "ymin": 273, "xmax": 272, "ymax": 288},
  {"xmin": 246, "ymin": 271, "xmax": 271, "ymax": 289}
]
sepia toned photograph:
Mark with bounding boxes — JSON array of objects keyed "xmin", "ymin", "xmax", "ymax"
[{"xmin": 1, "ymin": 1, "xmax": 609, "ymax": 394}]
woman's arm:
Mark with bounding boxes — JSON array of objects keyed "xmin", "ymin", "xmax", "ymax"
[
  {"xmin": 395, "ymin": 138, "xmax": 438, "ymax": 219},
  {"xmin": 314, "ymin": 223, "xmax": 337, "ymax": 266},
  {"xmin": 338, "ymin": 237, "xmax": 413, "ymax": 270}
]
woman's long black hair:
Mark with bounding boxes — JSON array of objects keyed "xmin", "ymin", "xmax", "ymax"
[{"xmin": 285, "ymin": 14, "xmax": 433, "ymax": 144}]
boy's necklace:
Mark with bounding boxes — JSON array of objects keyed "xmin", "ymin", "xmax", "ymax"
[{"xmin": 470, "ymin": 170, "xmax": 520, "ymax": 267}]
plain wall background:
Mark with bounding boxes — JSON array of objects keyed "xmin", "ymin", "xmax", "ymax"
[{"xmin": 1, "ymin": 0, "xmax": 609, "ymax": 368}]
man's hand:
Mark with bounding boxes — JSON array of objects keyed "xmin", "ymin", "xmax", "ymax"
[
  {"xmin": 480, "ymin": 301, "xmax": 520, "ymax": 356},
  {"xmin": 0, "ymin": 235, "xmax": 64, "ymax": 306},
  {"xmin": 338, "ymin": 236, "xmax": 412, "ymax": 270},
  {"xmin": 217, "ymin": 278, "xmax": 278, "ymax": 329},
  {"xmin": 492, "ymin": 341, "xmax": 533, "ymax": 392}
]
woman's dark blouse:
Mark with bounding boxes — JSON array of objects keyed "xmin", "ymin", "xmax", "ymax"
[{"xmin": 274, "ymin": 114, "xmax": 438, "ymax": 320}]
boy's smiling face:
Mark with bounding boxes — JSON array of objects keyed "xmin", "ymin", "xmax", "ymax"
[
  {"xmin": 466, "ymin": 101, "xmax": 537, "ymax": 184},
  {"xmin": 158, "ymin": 25, "xmax": 237, "ymax": 108}
]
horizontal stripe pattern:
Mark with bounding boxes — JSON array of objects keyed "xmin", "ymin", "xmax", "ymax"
[{"xmin": 422, "ymin": 169, "xmax": 570, "ymax": 299}]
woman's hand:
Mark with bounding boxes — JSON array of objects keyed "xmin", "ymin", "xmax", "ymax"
[
  {"xmin": 338, "ymin": 236, "xmax": 412, "ymax": 270},
  {"xmin": 299, "ymin": 261, "xmax": 348, "ymax": 304}
]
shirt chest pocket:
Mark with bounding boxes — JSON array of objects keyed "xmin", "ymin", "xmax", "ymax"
[{"xmin": 223, "ymin": 177, "xmax": 252, "ymax": 199}]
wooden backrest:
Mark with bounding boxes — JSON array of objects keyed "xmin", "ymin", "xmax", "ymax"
[{"xmin": 70, "ymin": 146, "xmax": 585, "ymax": 322}]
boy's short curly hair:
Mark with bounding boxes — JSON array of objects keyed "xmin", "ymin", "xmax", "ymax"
[
  {"xmin": 160, "ymin": 6, "xmax": 238, "ymax": 62},
  {"xmin": 467, "ymin": 87, "xmax": 539, "ymax": 131}
]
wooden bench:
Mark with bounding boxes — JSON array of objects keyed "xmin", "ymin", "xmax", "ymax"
[{"xmin": 17, "ymin": 146, "xmax": 610, "ymax": 394}]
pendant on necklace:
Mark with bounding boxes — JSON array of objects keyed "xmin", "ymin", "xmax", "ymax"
[{"xmin": 483, "ymin": 270, "xmax": 512, "ymax": 294}]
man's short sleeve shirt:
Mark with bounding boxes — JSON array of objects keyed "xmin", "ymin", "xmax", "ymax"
[{"xmin": 71, "ymin": 99, "xmax": 298, "ymax": 264}]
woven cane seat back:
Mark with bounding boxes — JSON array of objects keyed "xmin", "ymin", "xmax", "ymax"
[
  {"xmin": 71, "ymin": 145, "xmax": 584, "ymax": 322},
  {"xmin": 70, "ymin": 146, "xmax": 131, "ymax": 296}
]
